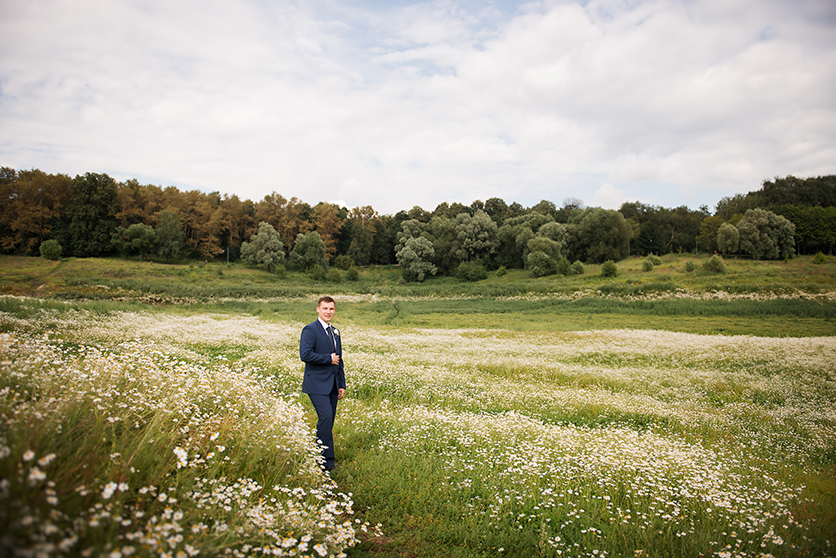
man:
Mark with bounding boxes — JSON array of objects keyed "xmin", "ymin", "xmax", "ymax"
[{"xmin": 300, "ymin": 296, "xmax": 346, "ymax": 472}]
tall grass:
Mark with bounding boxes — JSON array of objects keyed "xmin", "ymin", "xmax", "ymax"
[
  {"xmin": 0, "ymin": 311, "xmax": 378, "ymax": 557},
  {"xmin": 2, "ymin": 305, "xmax": 833, "ymax": 557}
]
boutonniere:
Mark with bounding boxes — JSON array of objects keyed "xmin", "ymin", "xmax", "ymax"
[{"xmin": 333, "ymin": 328, "xmax": 340, "ymax": 336}]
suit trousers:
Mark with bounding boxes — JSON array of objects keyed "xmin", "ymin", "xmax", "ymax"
[{"xmin": 308, "ymin": 388, "xmax": 339, "ymax": 468}]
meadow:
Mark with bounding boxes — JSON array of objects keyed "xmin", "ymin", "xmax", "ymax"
[{"xmin": 1, "ymin": 254, "xmax": 835, "ymax": 557}]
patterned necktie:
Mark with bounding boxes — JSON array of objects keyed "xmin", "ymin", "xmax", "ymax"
[{"xmin": 327, "ymin": 326, "xmax": 337, "ymax": 350}]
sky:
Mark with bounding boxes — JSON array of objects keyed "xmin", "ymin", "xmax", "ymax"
[{"xmin": 1, "ymin": 0, "xmax": 835, "ymax": 216}]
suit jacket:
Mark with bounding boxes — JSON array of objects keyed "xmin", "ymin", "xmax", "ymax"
[{"xmin": 300, "ymin": 320, "xmax": 346, "ymax": 395}]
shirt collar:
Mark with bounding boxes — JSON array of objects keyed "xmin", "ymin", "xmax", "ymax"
[{"xmin": 317, "ymin": 318, "xmax": 332, "ymax": 330}]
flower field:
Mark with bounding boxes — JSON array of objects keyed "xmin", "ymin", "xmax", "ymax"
[{"xmin": 1, "ymin": 302, "xmax": 834, "ymax": 557}]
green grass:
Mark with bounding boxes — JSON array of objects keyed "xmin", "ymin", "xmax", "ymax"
[
  {"xmin": 1, "ymin": 255, "xmax": 836, "ymax": 556},
  {"xmin": 3, "ymin": 256, "xmax": 836, "ymax": 336},
  {"xmin": 1, "ymin": 304, "xmax": 834, "ymax": 557},
  {"xmin": 3, "ymin": 254, "xmax": 836, "ymax": 301}
]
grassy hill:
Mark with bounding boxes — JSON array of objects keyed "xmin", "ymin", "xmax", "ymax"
[{"xmin": 1, "ymin": 253, "xmax": 835, "ymax": 336}]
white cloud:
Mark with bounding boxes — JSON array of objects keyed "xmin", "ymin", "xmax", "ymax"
[
  {"xmin": 1, "ymin": 0, "xmax": 834, "ymax": 215},
  {"xmin": 592, "ymin": 183, "xmax": 628, "ymax": 210}
]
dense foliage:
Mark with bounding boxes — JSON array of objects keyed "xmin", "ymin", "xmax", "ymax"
[{"xmin": 2, "ymin": 167, "xmax": 835, "ymax": 280}]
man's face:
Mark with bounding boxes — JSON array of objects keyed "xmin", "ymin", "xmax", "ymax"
[{"xmin": 317, "ymin": 301, "xmax": 336, "ymax": 324}]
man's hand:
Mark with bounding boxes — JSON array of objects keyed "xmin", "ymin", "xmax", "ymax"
[
  {"xmin": 331, "ymin": 353, "xmax": 340, "ymax": 365},
  {"xmin": 338, "ymin": 388, "xmax": 346, "ymax": 400}
]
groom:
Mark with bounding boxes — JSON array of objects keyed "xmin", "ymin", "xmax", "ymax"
[{"xmin": 300, "ymin": 296, "xmax": 346, "ymax": 472}]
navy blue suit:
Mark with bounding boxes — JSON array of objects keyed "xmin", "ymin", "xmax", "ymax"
[{"xmin": 300, "ymin": 319, "xmax": 345, "ymax": 469}]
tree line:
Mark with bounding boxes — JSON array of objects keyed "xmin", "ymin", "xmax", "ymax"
[{"xmin": 1, "ymin": 167, "xmax": 834, "ymax": 280}]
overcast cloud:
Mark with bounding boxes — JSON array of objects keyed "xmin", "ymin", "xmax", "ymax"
[{"xmin": 1, "ymin": 0, "xmax": 834, "ymax": 215}]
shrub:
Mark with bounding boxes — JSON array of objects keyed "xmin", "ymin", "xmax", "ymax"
[
  {"xmin": 335, "ymin": 255, "xmax": 353, "ymax": 270},
  {"xmin": 527, "ymin": 251, "xmax": 556, "ymax": 277},
  {"xmin": 685, "ymin": 260, "xmax": 696, "ymax": 273},
  {"xmin": 309, "ymin": 266, "xmax": 326, "ymax": 281},
  {"xmin": 495, "ymin": 266, "xmax": 507, "ymax": 277},
  {"xmin": 703, "ymin": 254, "xmax": 727, "ymax": 274},
  {"xmin": 571, "ymin": 261, "xmax": 585, "ymax": 275},
  {"xmin": 39, "ymin": 239, "xmax": 62, "ymax": 260},
  {"xmin": 649, "ymin": 255, "xmax": 663, "ymax": 266},
  {"xmin": 456, "ymin": 261, "xmax": 488, "ymax": 282},
  {"xmin": 813, "ymin": 252, "xmax": 827, "ymax": 264},
  {"xmin": 642, "ymin": 259, "xmax": 654, "ymax": 272},
  {"xmin": 327, "ymin": 269, "xmax": 342, "ymax": 283},
  {"xmin": 346, "ymin": 267, "xmax": 360, "ymax": 281},
  {"xmin": 601, "ymin": 260, "xmax": 618, "ymax": 278},
  {"xmin": 556, "ymin": 257, "xmax": 572, "ymax": 276}
]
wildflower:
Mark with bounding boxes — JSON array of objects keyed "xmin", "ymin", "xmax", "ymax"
[
  {"xmin": 173, "ymin": 447, "xmax": 188, "ymax": 468},
  {"xmin": 22, "ymin": 449, "xmax": 35, "ymax": 462},
  {"xmin": 27, "ymin": 466, "xmax": 47, "ymax": 485},
  {"xmin": 102, "ymin": 482, "xmax": 119, "ymax": 499},
  {"xmin": 38, "ymin": 453, "xmax": 57, "ymax": 466}
]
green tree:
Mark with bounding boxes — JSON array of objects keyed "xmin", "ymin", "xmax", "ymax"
[
  {"xmin": 67, "ymin": 173, "xmax": 120, "ymax": 257},
  {"xmin": 737, "ymin": 208, "xmax": 795, "ymax": 260},
  {"xmin": 716, "ymin": 223, "xmax": 739, "ymax": 255},
  {"xmin": 537, "ymin": 221, "xmax": 568, "ymax": 244},
  {"xmin": 396, "ymin": 236, "xmax": 437, "ymax": 282},
  {"xmin": 370, "ymin": 215, "xmax": 397, "ymax": 265},
  {"xmin": 635, "ymin": 221, "xmax": 663, "ymax": 256},
  {"xmin": 156, "ymin": 210, "xmax": 185, "ymax": 262},
  {"xmin": 395, "ymin": 219, "xmax": 425, "ymax": 248},
  {"xmin": 529, "ymin": 199, "xmax": 559, "ymax": 219},
  {"xmin": 759, "ymin": 175, "xmax": 836, "ymax": 207},
  {"xmin": 524, "ymin": 221, "xmax": 568, "ymax": 275},
  {"xmin": 483, "ymin": 197, "xmax": 510, "ymax": 224},
  {"xmin": 347, "ymin": 224, "xmax": 374, "ymax": 267},
  {"xmin": 715, "ymin": 193, "xmax": 762, "ymax": 221},
  {"xmin": 773, "ymin": 205, "xmax": 836, "ymax": 255},
  {"xmin": 568, "ymin": 208, "xmax": 632, "ymax": 263},
  {"xmin": 454, "ymin": 210, "xmax": 498, "ymax": 263},
  {"xmin": 698, "ymin": 215, "xmax": 725, "ymax": 254},
  {"xmin": 289, "ymin": 231, "xmax": 327, "ymax": 272},
  {"xmin": 241, "ymin": 222, "xmax": 286, "ymax": 273},
  {"xmin": 496, "ymin": 213, "xmax": 553, "ymax": 269},
  {"xmin": 112, "ymin": 223, "xmax": 157, "ymax": 260},
  {"xmin": 424, "ymin": 216, "xmax": 457, "ymax": 275}
]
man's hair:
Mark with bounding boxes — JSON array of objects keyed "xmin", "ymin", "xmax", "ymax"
[{"xmin": 317, "ymin": 295, "xmax": 335, "ymax": 307}]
